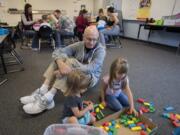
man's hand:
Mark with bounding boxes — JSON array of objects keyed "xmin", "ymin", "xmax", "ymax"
[
  {"xmin": 56, "ymin": 59, "xmax": 72, "ymax": 75},
  {"xmin": 54, "ymin": 70, "xmax": 62, "ymax": 78}
]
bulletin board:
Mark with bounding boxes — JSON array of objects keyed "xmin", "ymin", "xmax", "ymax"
[{"xmin": 122, "ymin": 0, "xmax": 180, "ymax": 20}]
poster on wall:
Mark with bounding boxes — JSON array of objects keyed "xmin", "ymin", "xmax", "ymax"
[{"xmin": 137, "ymin": 0, "xmax": 151, "ymax": 20}]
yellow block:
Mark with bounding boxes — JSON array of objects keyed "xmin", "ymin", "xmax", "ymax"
[
  {"xmin": 127, "ymin": 120, "xmax": 134, "ymax": 124},
  {"xmin": 95, "ymin": 108, "xmax": 100, "ymax": 113},
  {"xmin": 147, "ymin": 128, "xmax": 152, "ymax": 133},
  {"xmin": 132, "ymin": 118, "xmax": 137, "ymax": 121},
  {"xmin": 144, "ymin": 102, "xmax": 150, "ymax": 106},
  {"xmin": 115, "ymin": 124, "xmax": 121, "ymax": 128},
  {"xmin": 176, "ymin": 114, "xmax": 180, "ymax": 120},
  {"xmin": 131, "ymin": 126, "xmax": 142, "ymax": 131},
  {"xmin": 99, "ymin": 126, "xmax": 104, "ymax": 129},
  {"xmin": 99, "ymin": 104, "xmax": 104, "ymax": 109},
  {"xmin": 104, "ymin": 126, "xmax": 109, "ymax": 131}
]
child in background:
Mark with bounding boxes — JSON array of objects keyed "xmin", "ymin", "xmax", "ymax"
[
  {"xmin": 40, "ymin": 14, "xmax": 51, "ymax": 28},
  {"xmin": 96, "ymin": 8, "xmax": 107, "ymax": 23},
  {"xmin": 101, "ymin": 57, "xmax": 137, "ymax": 115},
  {"xmin": 62, "ymin": 70, "xmax": 96, "ymax": 124},
  {"xmin": 33, "ymin": 14, "xmax": 51, "ymax": 31}
]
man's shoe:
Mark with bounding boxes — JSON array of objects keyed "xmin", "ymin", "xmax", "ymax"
[
  {"xmin": 23, "ymin": 95, "xmax": 55, "ymax": 114},
  {"xmin": 20, "ymin": 88, "xmax": 46, "ymax": 105}
]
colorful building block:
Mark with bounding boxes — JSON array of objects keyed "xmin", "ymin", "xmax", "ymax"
[
  {"xmin": 164, "ymin": 106, "xmax": 175, "ymax": 112},
  {"xmin": 172, "ymin": 127, "xmax": 180, "ymax": 135},
  {"xmin": 172, "ymin": 121, "xmax": 180, "ymax": 127},
  {"xmin": 131, "ymin": 126, "xmax": 142, "ymax": 131},
  {"xmin": 140, "ymin": 131, "xmax": 147, "ymax": 135},
  {"xmin": 176, "ymin": 114, "xmax": 180, "ymax": 120},
  {"xmin": 127, "ymin": 120, "xmax": 134, "ymax": 124},
  {"xmin": 146, "ymin": 127, "xmax": 152, "ymax": 133},
  {"xmin": 140, "ymin": 107, "xmax": 149, "ymax": 113},
  {"xmin": 162, "ymin": 113, "xmax": 170, "ymax": 118},
  {"xmin": 143, "ymin": 102, "xmax": 150, "ymax": 107},
  {"xmin": 128, "ymin": 123, "xmax": 136, "ymax": 128},
  {"xmin": 99, "ymin": 103, "xmax": 105, "ymax": 109},
  {"xmin": 95, "ymin": 107, "xmax": 100, "ymax": 113},
  {"xmin": 115, "ymin": 124, "xmax": 120, "ymax": 128},
  {"xmin": 137, "ymin": 98, "xmax": 145, "ymax": 103},
  {"xmin": 170, "ymin": 114, "xmax": 178, "ymax": 121}
]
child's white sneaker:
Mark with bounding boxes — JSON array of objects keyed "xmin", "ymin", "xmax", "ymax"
[
  {"xmin": 23, "ymin": 95, "xmax": 55, "ymax": 114},
  {"xmin": 20, "ymin": 88, "xmax": 46, "ymax": 105}
]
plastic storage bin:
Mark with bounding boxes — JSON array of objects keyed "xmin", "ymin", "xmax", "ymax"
[
  {"xmin": 43, "ymin": 124, "xmax": 107, "ymax": 135},
  {"xmin": 0, "ymin": 28, "xmax": 9, "ymax": 35}
]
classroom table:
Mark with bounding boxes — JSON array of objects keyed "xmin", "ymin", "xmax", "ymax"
[
  {"xmin": 137, "ymin": 23, "xmax": 180, "ymax": 54},
  {"xmin": 0, "ymin": 34, "xmax": 8, "ymax": 86},
  {"xmin": 0, "ymin": 25, "xmax": 24, "ymax": 74}
]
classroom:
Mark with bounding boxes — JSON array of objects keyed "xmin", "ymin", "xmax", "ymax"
[{"xmin": 0, "ymin": 0, "xmax": 180, "ymax": 135}]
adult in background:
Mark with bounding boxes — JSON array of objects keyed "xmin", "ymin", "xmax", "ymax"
[
  {"xmin": 99, "ymin": 7, "xmax": 120, "ymax": 46},
  {"xmin": 21, "ymin": 3, "xmax": 37, "ymax": 48},
  {"xmin": 75, "ymin": 9, "xmax": 90, "ymax": 41}
]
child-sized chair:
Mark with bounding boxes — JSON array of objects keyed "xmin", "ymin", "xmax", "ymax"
[{"xmin": 38, "ymin": 25, "xmax": 55, "ymax": 52}]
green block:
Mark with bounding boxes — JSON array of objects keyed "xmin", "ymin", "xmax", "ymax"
[
  {"xmin": 124, "ymin": 122, "xmax": 129, "ymax": 127},
  {"xmin": 96, "ymin": 114, "xmax": 102, "ymax": 120},
  {"xmin": 119, "ymin": 119, "xmax": 126, "ymax": 124},
  {"xmin": 113, "ymin": 128, "xmax": 118, "ymax": 135}
]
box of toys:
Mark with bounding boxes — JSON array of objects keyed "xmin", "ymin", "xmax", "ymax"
[{"xmin": 93, "ymin": 108, "xmax": 158, "ymax": 135}]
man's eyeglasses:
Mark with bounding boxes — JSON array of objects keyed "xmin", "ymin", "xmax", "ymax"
[{"xmin": 85, "ymin": 37, "xmax": 98, "ymax": 42}]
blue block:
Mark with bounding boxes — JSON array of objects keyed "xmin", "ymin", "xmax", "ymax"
[
  {"xmin": 141, "ymin": 124, "xmax": 146, "ymax": 130},
  {"xmin": 164, "ymin": 106, "xmax": 175, "ymax": 112},
  {"xmin": 111, "ymin": 121, "xmax": 116, "ymax": 126},
  {"xmin": 128, "ymin": 123, "xmax": 136, "ymax": 128},
  {"xmin": 108, "ymin": 132, "xmax": 113, "ymax": 135},
  {"xmin": 150, "ymin": 102, "xmax": 155, "ymax": 107},
  {"xmin": 162, "ymin": 113, "xmax": 170, "ymax": 118},
  {"xmin": 172, "ymin": 128, "xmax": 180, "ymax": 135}
]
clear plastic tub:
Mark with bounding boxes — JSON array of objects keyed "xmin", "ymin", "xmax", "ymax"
[{"xmin": 43, "ymin": 124, "xmax": 107, "ymax": 135}]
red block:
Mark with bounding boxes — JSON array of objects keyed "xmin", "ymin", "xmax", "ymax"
[
  {"xmin": 137, "ymin": 122, "xmax": 144, "ymax": 126},
  {"xmin": 140, "ymin": 107, "xmax": 149, "ymax": 113},
  {"xmin": 140, "ymin": 131, "xmax": 147, "ymax": 135},
  {"xmin": 103, "ymin": 122, "xmax": 109, "ymax": 127},
  {"xmin": 137, "ymin": 98, "xmax": 145, "ymax": 103},
  {"xmin": 172, "ymin": 121, "xmax": 180, "ymax": 127},
  {"xmin": 170, "ymin": 113, "xmax": 178, "ymax": 121},
  {"xmin": 91, "ymin": 112, "xmax": 96, "ymax": 117}
]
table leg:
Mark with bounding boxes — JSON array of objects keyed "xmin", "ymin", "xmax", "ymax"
[
  {"xmin": 176, "ymin": 42, "xmax": 180, "ymax": 55},
  {"xmin": 137, "ymin": 24, "xmax": 142, "ymax": 39}
]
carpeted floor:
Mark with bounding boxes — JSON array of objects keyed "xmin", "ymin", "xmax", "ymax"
[{"xmin": 0, "ymin": 39, "xmax": 180, "ymax": 135}]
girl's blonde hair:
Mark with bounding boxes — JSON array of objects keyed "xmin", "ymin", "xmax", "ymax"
[
  {"xmin": 65, "ymin": 70, "xmax": 89, "ymax": 96},
  {"xmin": 109, "ymin": 57, "xmax": 128, "ymax": 88}
]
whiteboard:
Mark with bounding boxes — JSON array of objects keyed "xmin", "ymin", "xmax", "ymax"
[{"xmin": 122, "ymin": 0, "xmax": 179, "ymax": 20}]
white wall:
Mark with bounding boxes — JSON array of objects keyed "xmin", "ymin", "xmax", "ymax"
[
  {"xmin": 93, "ymin": 0, "xmax": 122, "ymax": 16},
  {"xmin": 0, "ymin": 0, "xmax": 94, "ymax": 25},
  {"xmin": 93, "ymin": 0, "xmax": 104, "ymax": 16}
]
